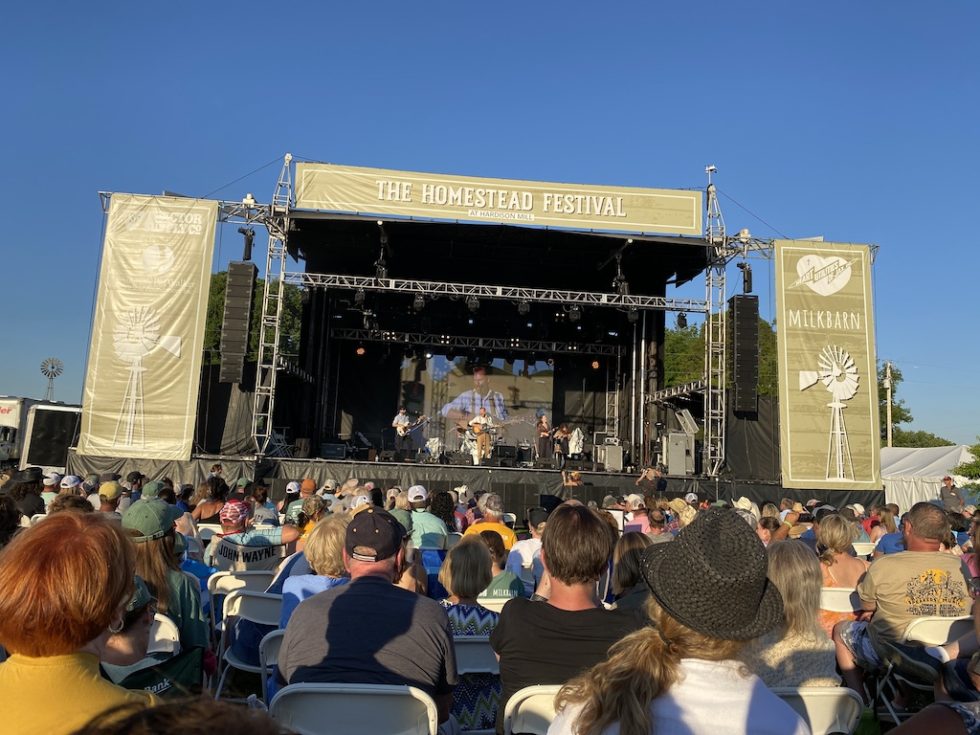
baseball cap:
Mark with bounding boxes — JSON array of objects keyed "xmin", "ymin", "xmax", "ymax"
[
  {"xmin": 219, "ymin": 499, "xmax": 251, "ymax": 526},
  {"xmin": 322, "ymin": 478, "xmax": 338, "ymax": 492},
  {"xmin": 99, "ymin": 481, "xmax": 123, "ymax": 501},
  {"xmin": 141, "ymin": 480, "xmax": 164, "ymax": 499},
  {"xmin": 236, "ymin": 477, "xmax": 250, "ymax": 488},
  {"xmin": 625, "ymin": 494, "xmax": 645, "ymax": 510},
  {"xmin": 285, "ymin": 481, "xmax": 301, "ymax": 495},
  {"xmin": 43, "ymin": 472, "xmax": 62, "ymax": 487},
  {"xmin": 407, "ymin": 485, "xmax": 428, "ymax": 503},
  {"xmin": 60, "ymin": 475, "xmax": 82, "ymax": 490},
  {"xmin": 126, "ymin": 575, "xmax": 155, "ymax": 615},
  {"xmin": 684, "ymin": 492, "xmax": 698, "ymax": 505},
  {"xmin": 386, "ymin": 488, "xmax": 400, "ymax": 501},
  {"xmin": 122, "ymin": 500, "xmax": 182, "ymax": 542},
  {"xmin": 346, "ymin": 508, "xmax": 404, "ymax": 563},
  {"xmin": 126, "ymin": 471, "xmax": 145, "ymax": 484},
  {"xmin": 350, "ymin": 494, "xmax": 371, "ymax": 512}
]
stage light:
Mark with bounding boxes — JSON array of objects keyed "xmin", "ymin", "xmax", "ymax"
[
  {"xmin": 467, "ymin": 317, "xmax": 475, "ymax": 326},
  {"xmin": 627, "ymin": 308, "xmax": 639, "ymax": 324},
  {"xmin": 355, "ymin": 344, "xmax": 366, "ymax": 356},
  {"xmin": 569, "ymin": 305, "xmax": 581, "ymax": 323},
  {"xmin": 517, "ymin": 300, "xmax": 530, "ymax": 315},
  {"xmin": 413, "ymin": 293, "xmax": 425, "ymax": 312},
  {"xmin": 677, "ymin": 312, "xmax": 688, "ymax": 329},
  {"xmin": 424, "ymin": 351, "xmax": 433, "ymax": 359},
  {"xmin": 466, "ymin": 295, "xmax": 480, "ymax": 312},
  {"xmin": 354, "ymin": 289, "xmax": 366, "ymax": 307},
  {"xmin": 591, "ymin": 360, "xmax": 600, "ymax": 370},
  {"xmin": 526, "ymin": 321, "xmax": 533, "ymax": 329}
]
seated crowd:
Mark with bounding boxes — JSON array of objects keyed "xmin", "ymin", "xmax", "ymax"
[{"xmin": 2, "ymin": 462, "xmax": 980, "ymax": 734}]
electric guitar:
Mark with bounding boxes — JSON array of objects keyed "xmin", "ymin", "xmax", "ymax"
[{"xmin": 396, "ymin": 415, "xmax": 429, "ymax": 437}]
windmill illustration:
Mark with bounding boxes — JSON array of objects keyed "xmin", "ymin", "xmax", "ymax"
[
  {"xmin": 799, "ymin": 345, "xmax": 860, "ymax": 481},
  {"xmin": 112, "ymin": 307, "xmax": 181, "ymax": 447},
  {"xmin": 41, "ymin": 358, "xmax": 63, "ymax": 401}
]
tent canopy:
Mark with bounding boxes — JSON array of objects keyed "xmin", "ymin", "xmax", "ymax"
[{"xmin": 881, "ymin": 445, "xmax": 975, "ymax": 512}]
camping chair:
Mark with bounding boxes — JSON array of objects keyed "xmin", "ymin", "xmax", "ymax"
[
  {"xmin": 269, "ymin": 683, "xmax": 438, "ymax": 735},
  {"xmin": 503, "ymin": 684, "xmax": 562, "ymax": 735},
  {"xmin": 873, "ymin": 615, "xmax": 973, "ymax": 724},
  {"xmin": 213, "ymin": 590, "xmax": 283, "ymax": 699},
  {"xmin": 772, "ymin": 687, "xmax": 864, "ymax": 735},
  {"xmin": 820, "ymin": 587, "xmax": 861, "ymax": 613},
  {"xmin": 207, "ymin": 569, "xmax": 276, "ymax": 643},
  {"xmin": 259, "ymin": 628, "xmax": 286, "ymax": 705}
]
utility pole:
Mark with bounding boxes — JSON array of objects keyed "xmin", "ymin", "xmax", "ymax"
[{"xmin": 883, "ymin": 361, "xmax": 893, "ymax": 448}]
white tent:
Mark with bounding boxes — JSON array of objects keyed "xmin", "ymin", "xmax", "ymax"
[{"xmin": 881, "ymin": 445, "xmax": 975, "ymax": 511}]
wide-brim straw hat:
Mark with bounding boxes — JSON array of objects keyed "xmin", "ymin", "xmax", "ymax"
[{"xmin": 641, "ymin": 507, "xmax": 783, "ymax": 641}]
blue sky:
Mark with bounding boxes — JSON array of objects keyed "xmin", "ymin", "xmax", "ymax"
[{"xmin": 2, "ymin": 2, "xmax": 977, "ymax": 444}]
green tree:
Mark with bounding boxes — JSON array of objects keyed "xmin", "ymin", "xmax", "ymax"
[
  {"xmin": 953, "ymin": 438, "xmax": 980, "ymax": 484},
  {"xmin": 203, "ymin": 271, "xmax": 303, "ymax": 365},
  {"xmin": 663, "ymin": 323, "xmax": 704, "ymax": 386},
  {"xmin": 878, "ymin": 362, "xmax": 913, "ymax": 439},
  {"xmin": 891, "ymin": 428, "xmax": 955, "ymax": 448}
]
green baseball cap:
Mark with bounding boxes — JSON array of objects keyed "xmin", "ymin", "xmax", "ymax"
[{"xmin": 122, "ymin": 499, "xmax": 182, "ymax": 542}]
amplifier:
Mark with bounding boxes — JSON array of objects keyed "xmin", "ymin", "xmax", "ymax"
[{"xmin": 320, "ymin": 443, "xmax": 347, "ymax": 460}]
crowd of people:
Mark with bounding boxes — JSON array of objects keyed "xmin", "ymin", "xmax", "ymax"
[{"xmin": 0, "ymin": 462, "xmax": 979, "ymax": 734}]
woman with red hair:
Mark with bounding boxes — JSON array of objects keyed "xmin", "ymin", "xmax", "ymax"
[{"xmin": 0, "ymin": 512, "xmax": 157, "ymax": 733}]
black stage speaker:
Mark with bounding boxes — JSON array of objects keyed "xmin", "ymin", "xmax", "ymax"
[
  {"xmin": 219, "ymin": 261, "xmax": 258, "ymax": 384},
  {"xmin": 730, "ymin": 294, "xmax": 759, "ymax": 414},
  {"xmin": 496, "ymin": 445, "xmax": 517, "ymax": 459},
  {"xmin": 533, "ymin": 458, "xmax": 555, "ymax": 469},
  {"xmin": 447, "ymin": 451, "xmax": 472, "ymax": 466},
  {"xmin": 320, "ymin": 442, "xmax": 347, "ymax": 460}
]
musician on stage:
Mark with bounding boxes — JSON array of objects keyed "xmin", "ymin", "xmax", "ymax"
[
  {"xmin": 392, "ymin": 406, "xmax": 413, "ymax": 453},
  {"xmin": 441, "ymin": 366, "xmax": 509, "ymax": 422},
  {"xmin": 535, "ymin": 415, "xmax": 553, "ymax": 460},
  {"xmin": 552, "ymin": 423, "xmax": 572, "ymax": 470},
  {"xmin": 468, "ymin": 407, "xmax": 494, "ymax": 464}
]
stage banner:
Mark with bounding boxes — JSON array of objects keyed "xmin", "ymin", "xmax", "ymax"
[
  {"xmin": 774, "ymin": 240, "xmax": 880, "ymax": 490},
  {"xmin": 78, "ymin": 194, "xmax": 218, "ymax": 461},
  {"xmin": 294, "ymin": 162, "xmax": 702, "ymax": 237}
]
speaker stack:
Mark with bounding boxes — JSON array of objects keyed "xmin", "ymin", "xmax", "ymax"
[
  {"xmin": 219, "ymin": 261, "xmax": 258, "ymax": 384},
  {"xmin": 730, "ymin": 294, "xmax": 759, "ymax": 414}
]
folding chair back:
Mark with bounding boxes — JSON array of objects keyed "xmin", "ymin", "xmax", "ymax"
[
  {"xmin": 208, "ymin": 570, "xmax": 277, "ymax": 640},
  {"xmin": 772, "ymin": 687, "xmax": 864, "ymax": 735},
  {"xmin": 503, "ymin": 684, "xmax": 562, "ymax": 735},
  {"xmin": 476, "ymin": 597, "xmax": 510, "ymax": 614},
  {"xmin": 209, "ymin": 537, "xmax": 286, "ymax": 572},
  {"xmin": 197, "ymin": 523, "xmax": 223, "ymax": 544},
  {"xmin": 147, "ymin": 613, "xmax": 181, "ymax": 656},
  {"xmin": 819, "ymin": 587, "xmax": 861, "ymax": 613},
  {"xmin": 454, "ymin": 635, "xmax": 499, "ymax": 675},
  {"xmin": 852, "ymin": 542, "xmax": 876, "ymax": 558},
  {"xmin": 259, "ymin": 628, "xmax": 286, "ymax": 704},
  {"xmin": 902, "ymin": 616, "xmax": 973, "ymax": 646},
  {"xmin": 213, "ymin": 590, "xmax": 283, "ymax": 699},
  {"xmin": 269, "ymin": 683, "xmax": 438, "ymax": 735}
]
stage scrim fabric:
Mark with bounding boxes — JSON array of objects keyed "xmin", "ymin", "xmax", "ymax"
[
  {"xmin": 775, "ymin": 240, "xmax": 881, "ymax": 490},
  {"xmin": 77, "ymin": 195, "xmax": 217, "ymax": 461},
  {"xmin": 294, "ymin": 162, "xmax": 702, "ymax": 237}
]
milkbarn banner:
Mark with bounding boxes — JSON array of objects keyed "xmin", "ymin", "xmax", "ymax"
[
  {"xmin": 775, "ymin": 240, "xmax": 881, "ymax": 490},
  {"xmin": 294, "ymin": 163, "xmax": 703, "ymax": 237},
  {"xmin": 78, "ymin": 194, "xmax": 218, "ymax": 461}
]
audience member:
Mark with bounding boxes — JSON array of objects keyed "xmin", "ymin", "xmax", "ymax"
[
  {"xmin": 490, "ymin": 504, "xmax": 647, "ymax": 734},
  {"xmin": 71, "ymin": 698, "xmax": 281, "ymax": 735},
  {"xmin": 0, "ymin": 512, "xmax": 158, "ymax": 734},
  {"xmin": 624, "ymin": 494, "xmax": 650, "ymax": 533},
  {"xmin": 464, "ymin": 493, "xmax": 516, "ymax": 550},
  {"xmin": 506, "ymin": 507, "xmax": 548, "ymax": 595},
  {"xmin": 6, "ymin": 467, "xmax": 45, "ymax": 517},
  {"xmin": 869, "ymin": 507, "xmax": 897, "ymax": 545},
  {"xmin": 0, "ymin": 495, "xmax": 21, "ymax": 548},
  {"xmin": 479, "ymin": 530, "xmax": 524, "ymax": 598},
  {"xmin": 249, "ymin": 485, "xmax": 279, "ymax": 527},
  {"xmin": 741, "ymin": 540, "xmax": 840, "ymax": 687},
  {"xmin": 204, "ymin": 498, "xmax": 299, "ymax": 571},
  {"xmin": 295, "ymin": 495, "xmax": 326, "ymax": 550},
  {"xmin": 408, "ymin": 485, "xmax": 449, "ymax": 549},
  {"xmin": 284, "ymin": 478, "xmax": 317, "ymax": 524},
  {"xmin": 278, "ymin": 508, "xmax": 458, "ymax": 729},
  {"xmin": 611, "ymin": 532, "xmax": 652, "ymax": 611},
  {"xmin": 190, "ymin": 476, "xmax": 229, "ymax": 524},
  {"xmin": 549, "ymin": 508, "xmax": 807, "ymax": 735},
  {"xmin": 48, "ymin": 493, "xmax": 96, "ymax": 515},
  {"xmin": 430, "ymin": 490, "xmax": 458, "ymax": 532},
  {"xmin": 280, "ymin": 514, "xmax": 351, "ymax": 627}
]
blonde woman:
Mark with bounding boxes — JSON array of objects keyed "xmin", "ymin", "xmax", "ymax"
[
  {"xmin": 815, "ymin": 513, "xmax": 870, "ymax": 637},
  {"xmin": 280, "ymin": 514, "xmax": 350, "ymax": 627},
  {"xmin": 741, "ymin": 540, "xmax": 840, "ymax": 687},
  {"xmin": 550, "ymin": 509, "xmax": 807, "ymax": 735},
  {"xmin": 869, "ymin": 507, "xmax": 897, "ymax": 545}
]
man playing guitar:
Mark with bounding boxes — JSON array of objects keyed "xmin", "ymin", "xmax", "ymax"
[
  {"xmin": 392, "ymin": 407, "xmax": 427, "ymax": 453},
  {"xmin": 468, "ymin": 407, "xmax": 494, "ymax": 464}
]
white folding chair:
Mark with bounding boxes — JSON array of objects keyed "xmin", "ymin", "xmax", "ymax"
[
  {"xmin": 269, "ymin": 683, "xmax": 438, "ymax": 735},
  {"xmin": 207, "ymin": 570, "xmax": 276, "ymax": 643},
  {"xmin": 258, "ymin": 628, "xmax": 286, "ymax": 704},
  {"xmin": 197, "ymin": 523, "xmax": 223, "ymax": 544},
  {"xmin": 772, "ymin": 687, "xmax": 864, "ymax": 735},
  {"xmin": 147, "ymin": 613, "xmax": 181, "ymax": 656},
  {"xmin": 454, "ymin": 635, "xmax": 499, "ymax": 676},
  {"xmin": 213, "ymin": 590, "xmax": 283, "ymax": 700},
  {"xmin": 503, "ymin": 684, "xmax": 562, "ymax": 735},
  {"xmin": 819, "ymin": 587, "xmax": 861, "ymax": 613},
  {"xmin": 476, "ymin": 597, "xmax": 511, "ymax": 614},
  {"xmin": 852, "ymin": 542, "xmax": 876, "ymax": 558},
  {"xmin": 502, "ymin": 512, "xmax": 517, "ymax": 529}
]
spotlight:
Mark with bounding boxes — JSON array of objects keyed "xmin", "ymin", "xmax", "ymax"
[
  {"xmin": 569, "ymin": 305, "xmax": 581, "ymax": 323},
  {"xmin": 467, "ymin": 317, "xmax": 475, "ymax": 326},
  {"xmin": 517, "ymin": 300, "xmax": 530, "ymax": 315},
  {"xmin": 355, "ymin": 344, "xmax": 366, "ymax": 356},
  {"xmin": 591, "ymin": 360, "xmax": 600, "ymax": 370},
  {"xmin": 677, "ymin": 312, "xmax": 688, "ymax": 329},
  {"xmin": 627, "ymin": 308, "xmax": 639, "ymax": 324},
  {"xmin": 354, "ymin": 289, "xmax": 365, "ymax": 307},
  {"xmin": 525, "ymin": 321, "xmax": 533, "ymax": 329},
  {"xmin": 413, "ymin": 293, "xmax": 425, "ymax": 312},
  {"xmin": 424, "ymin": 351, "xmax": 433, "ymax": 359},
  {"xmin": 466, "ymin": 295, "xmax": 480, "ymax": 312}
]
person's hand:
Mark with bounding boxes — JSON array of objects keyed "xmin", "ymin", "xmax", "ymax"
[
  {"xmin": 856, "ymin": 609, "xmax": 874, "ymax": 622},
  {"xmin": 784, "ymin": 511, "xmax": 800, "ymax": 525}
]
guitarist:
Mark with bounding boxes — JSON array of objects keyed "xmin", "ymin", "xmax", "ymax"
[
  {"xmin": 468, "ymin": 407, "xmax": 494, "ymax": 464},
  {"xmin": 392, "ymin": 406, "xmax": 413, "ymax": 453},
  {"xmin": 441, "ymin": 366, "xmax": 509, "ymax": 423}
]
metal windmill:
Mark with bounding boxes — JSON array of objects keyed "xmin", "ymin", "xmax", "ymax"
[
  {"xmin": 40, "ymin": 358, "xmax": 63, "ymax": 401},
  {"xmin": 799, "ymin": 345, "xmax": 860, "ymax": 481}
]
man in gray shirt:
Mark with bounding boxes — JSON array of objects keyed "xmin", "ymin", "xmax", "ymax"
[{"xmin": 278, "ymin": 508, "xmax": 458, "ymax": 726}]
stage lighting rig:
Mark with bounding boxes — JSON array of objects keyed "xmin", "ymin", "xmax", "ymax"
[
  {"xmin": 413, "ymin": 293, "xmax": 425, "ymax": 312},
  {"xmin": 237, "ymin": 227, "xmax": 255, "ymax": 261},
  {"xmin": 627, "ymin": 308, "xmax": 639, "ymax": 324},
  {"xmin": 737, "ymin": 261, "xmax": 753, "ymax": 294},
  {"xmin": 612, "ymin": 252, "xmax": 629, "ymax": 295},
  {"xmin": 354, "ymin": 289, "xmax": 366, "ymax": 307},
  {"xmin": 375, "ymin": 220, "xmax": 389, "ymax": 280},
  {"xmin": 466, "ymin": 295, "xmax": 480, "ymax": 312},
  {"xmin": 569, "ymin": 305, "xmax": 582, "ymax": 323},
  {"xmin": 677, "ymin": 312, "xmax": 688, "ymax": 329},
  {"xmin": 517, "ymin": 300, "xmax": 530, "ymax": 316}
]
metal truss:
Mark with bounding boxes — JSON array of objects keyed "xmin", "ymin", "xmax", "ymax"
[
  {"xmin": 286, "ymin": 272, "xmax": 708, "ymax": 313},
  {"xmin": 329, "ymin": 328, "xmax": 625, "ymax": 357},
  {"xmin": 651, "ymin": 379, "xmax": 707, "ymax": 403},
  {"xmin": 703, "ymin": 172, "xmax": 727, "ymax": 477}
]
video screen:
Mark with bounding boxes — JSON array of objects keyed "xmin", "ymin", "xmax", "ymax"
[{"xmin": 398, "ymin": 356, "xmax": 554, "ymax": 452}]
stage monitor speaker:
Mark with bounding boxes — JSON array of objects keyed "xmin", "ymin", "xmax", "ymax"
[
  {"xmin": 320, "ymin": 442, "xmax": 347, "ymax": 460},
  {"xmin": 730, "ymin": 294, "xmax": 759, "ymax": 414},
  {"xmin": 603, "ymin": 445, "xmax": 624, "ymax": 472},
  {"xmin": 533, "ymin": 458, "xmax": 555, "ymax": 469},
  {"xmin": 219, "ymin": 261, "xmax": 258, "ymax": 384},
  {"xmin": 496, "ymin": 445, "xmax": 517, "ymax": 459},
  {"xmin": 448, "ymin": 451, "xmax": 471, "ymax": 466}
]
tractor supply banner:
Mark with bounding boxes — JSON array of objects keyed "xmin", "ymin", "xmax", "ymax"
[
  {"xmin": 78, "ymin": 195, "xmax": 218, "ymax": 461},
  {"xmin": 775, "ymin": 240, "xmax": 881, "ymax": 490},
  {"xmin": 295, "ymin": 162, "xmax": 702, "ymax": 237}
]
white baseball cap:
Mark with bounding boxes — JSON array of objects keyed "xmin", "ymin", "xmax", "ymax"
[
  {"xmin": 407, "ymin": 485, "xmax": 428, "ymax": 503},
  {"xmin": 59, "ymin": 475, "xmax": 82, "ymax": 490}
]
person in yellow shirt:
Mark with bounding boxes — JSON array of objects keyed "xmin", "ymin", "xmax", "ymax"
[
  {"xmin": 0, "ymin": 512, "xmax": 157, "ymax": 734},
  {"xmin": 464, "ymin": 493, "xmax": 517, "ymax": 550}
]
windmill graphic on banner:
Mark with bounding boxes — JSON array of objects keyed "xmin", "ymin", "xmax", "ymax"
[
  {"xmin": 799, "ymin": 345, "xmax": 860, "ymax": 481},
  {"xmin": 112, "ymin": 307, "xmax": 181, "ymax": 447}
]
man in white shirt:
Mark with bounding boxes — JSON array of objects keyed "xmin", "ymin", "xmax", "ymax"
[
  {"xmin": 468, "ymin": 407, "xmax": 493, "ymax": 465},
  {"xmin": 505, "ymin": 507, "xmax": 548, "ymax": 596}
]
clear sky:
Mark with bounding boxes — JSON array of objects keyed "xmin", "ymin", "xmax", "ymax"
[{"xmin": 2, "ymin": 2, "xmax": 977, "ymax": 444}]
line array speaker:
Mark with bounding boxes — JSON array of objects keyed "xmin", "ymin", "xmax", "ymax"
[
  {"xmin": 219, "ymin": 261, "xmax": 258, "ymax": 383},
  {"xmin": 730, "ymin": 294, "xmax": 759, "ymax": 413}
]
